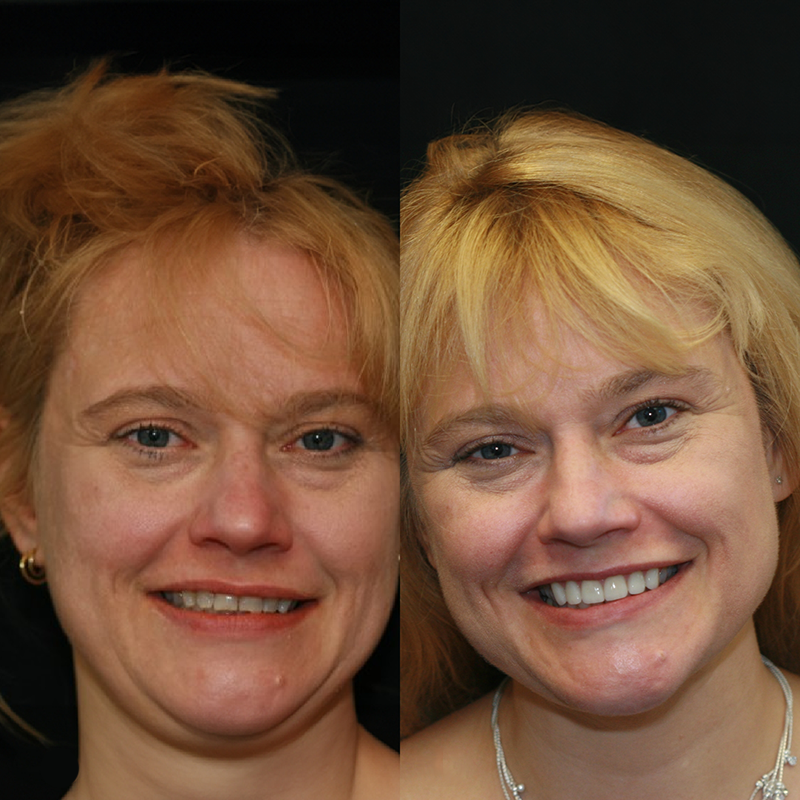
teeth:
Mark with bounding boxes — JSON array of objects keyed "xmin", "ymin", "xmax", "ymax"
[
  {"xmin": 581, "ymin": 580, "xmax": 604, "ymax": 605},
  {"xmin": 539, "ymin": 565, "xmax": 680, "ymax": 609},
  {"xmin": 565, "ymin": 581, "xmax": 582, "ymax": 605},
  {"xmin": 163, "ymin": 591, "xmax": 301, "ymax": 615}
]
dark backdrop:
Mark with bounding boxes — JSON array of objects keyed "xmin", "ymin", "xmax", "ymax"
[
  {"xmin": 0, "ymin": 2, "xmax": 398, "ymax": 798},
  {"xmin": 402, "ymin": 1, "xmax": 800, "ymax": 254}
]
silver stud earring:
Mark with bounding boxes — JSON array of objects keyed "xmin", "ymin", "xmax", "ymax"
[{"xmin": 776, "ymin": 476, "xmax": 784, "ymax": 485}]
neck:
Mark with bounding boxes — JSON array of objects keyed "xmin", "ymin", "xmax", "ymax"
[
  {"xmin": 64, "ymin": 676, "xmax": 373, "ymax": 800},
  {"xmin": 502, "ymin": 626, "xmax": 790, "ymax": 800}
]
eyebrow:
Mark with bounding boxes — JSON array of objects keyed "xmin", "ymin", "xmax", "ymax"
[
  {"xmin": 421, "ymin": 366, "xmax": 717, "ymax": 449},
  {"xmin": 586, "ymin": 366, "xmax": 716, "ymax": 404},
  {"xmin": 79, "ymin": 386, "xmax": 376, "ymax": 424}
]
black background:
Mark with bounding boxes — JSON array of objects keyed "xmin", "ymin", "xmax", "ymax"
[
  {"xmin": 0, "ymin": 2, "xmax": 398, "ymax": 798},
  {"xmin": 402, "ymin": 1, "xmax": 800, "ymax": 254},
  {"xmin": 3, "ymin": 0, "xmax": 800, "ymax": 796}
]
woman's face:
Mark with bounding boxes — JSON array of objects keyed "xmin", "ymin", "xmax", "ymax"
[
  {"xmin": 5, "ymin": 238, "xmax": 399, "ymax": 741},
  {"xmin": 412, "ymin": 305, "xmax": 789, "ymax": 716}
]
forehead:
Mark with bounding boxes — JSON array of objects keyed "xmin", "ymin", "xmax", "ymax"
[
  {"xmin": 419, "ymin": 300, "xmax": 744, "ymax": 431},
  {"xmin": 53, "ymin": 237, "xmax": 360, "ymax": 414}
]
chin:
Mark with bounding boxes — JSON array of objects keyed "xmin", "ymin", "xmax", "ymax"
[
  {"xmin": 520, "ymin": 645, "xmax": 697, "ymax": 720},
  {"xmin": 551, "ymin": 677, "xmax": 680, "ymax": 718},
  {"xmin": 167, "ymin": 691, "xmax": 318, "ymax": 742}
]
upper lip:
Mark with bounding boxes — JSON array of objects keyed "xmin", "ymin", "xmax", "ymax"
[
  {"xmin": 153, "ymin": 580, "xmax": 315, "ymax": 600},
  {"xmin": 525, "ymin": 561, "xmax": 688, "ymax": 590}
]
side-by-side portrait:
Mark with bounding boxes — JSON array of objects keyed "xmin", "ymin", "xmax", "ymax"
[{"xmin": 3, "ymin": 2, "xmax": 800, "ymax": 799}]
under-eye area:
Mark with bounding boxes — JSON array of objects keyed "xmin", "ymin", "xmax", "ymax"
[
  {"xmin": 535, "ymin": 563, "xmax": 687, "ymax": 609},
  {"xmin": 160, "ymin": 591, "xmax": 309, "ymax": 615}
]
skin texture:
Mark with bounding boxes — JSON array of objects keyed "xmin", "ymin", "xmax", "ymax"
[
  {"xmin": 2, "ymin": 238, "xmax": 399, "ymax": 799},
  {"xmin": 413, "ymin": 311, "xmax": 788, "ymax": 715},
  {"xmin": 402, "ymin": 304, "xmax": 800, "ymax": 799}
]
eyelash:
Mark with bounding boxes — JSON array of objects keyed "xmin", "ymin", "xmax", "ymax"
[
  {"xmin": 115, "ymin": 422, "xmax": 189, "ymax": 461},
  {"xmin": 621, "ymin": 399, "xmax": 690, "ymax": 433},
  {"xmin": 284, "ymin": 426, "xmax": 362, "ymax": 457},
  {"xmin": 453, "ymin": 438, "xmax": 524, "ymax": 465}
]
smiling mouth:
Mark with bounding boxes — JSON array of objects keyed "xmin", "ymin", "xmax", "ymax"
[
  {"xmin": 161, "ymin": 591, "xmax": 304, "ymax": 615},
  {"xmin": 537, "ymin": 565, "xmax": 683, "ymax": 609}
]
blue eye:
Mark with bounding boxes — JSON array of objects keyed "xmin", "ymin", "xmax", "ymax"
[
  {"xmin": 629, "ymin": 405, "xmax": 675, "ymax": 428},
  {"xmin": 470, "ymin": 442, "xmax": 516, "ymax": 460},
  {"xmin": 133, "ymin": 426, "xmax": 176, "ymax": 448},
  {"xmin": 298, "ymin": 429, "xmax": 351, "ymax": 451}
]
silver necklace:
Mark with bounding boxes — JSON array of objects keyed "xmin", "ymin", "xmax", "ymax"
[{"xmin": 491, "ymin": 655, "xmax": 795, "ymax": 800}]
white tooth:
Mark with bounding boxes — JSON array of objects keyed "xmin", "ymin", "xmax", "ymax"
[
  {"xmin": 196, "ymin": 591, "xmax": 214, "ymax": 610},
  {"xmin": 276, "ymin": 599, "xmax": 294, "ymax": 614},
  {"xmin": 627, "ymin": 571, "xmax": 646, "ymax": 595},
  {"xmin": 263, "ymin": 598, "xmax": 279, "ymax": 613},
  {"xmin": 581, "ymin": 580, "xmax": 604, "ymax": 604},
  {"xmin": 551, "ymin": 582, "xmax": 567, "ymax": 606},
  {"xmin": 214, "ymin": 594, "xmax": 238, "ymax": 612},
  {"xmin": 239, "ymin": 596, "xmax": 263, "ymax": 613},
  {"xmin": 603, "ymin": 575, "xmax": 629, "ymax": 602},
  {"xmin": 565, "ymin": 581, "xmax": 582, "ymax": 605},
  {"xmin": 166, "ymin": 592, "xmax": 182, "ymax": 608},
  {"xmin": 645, "ymin": 568, "xmax": 660, "ymax": 590}
]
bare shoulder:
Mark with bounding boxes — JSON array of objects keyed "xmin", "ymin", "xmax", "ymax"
[
  {"xmin": 354, "ymin": 728, "xmax": 399, "ymax": 799},
  {"xmin": 400, "ymin": 693, "xmax": 497, "ymax": 800}
]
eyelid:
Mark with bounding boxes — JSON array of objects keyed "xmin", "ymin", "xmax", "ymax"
[
  {"xmin": 454, "ymin": 436, "xmax": 526, "ymax": 464},
  {"xmin": 284, "ymin": 424, "xmax": 363, "ymax": 454},
  {"xmin": 620, "ymin": 399, "xmax": 689, "ymax": 432},
  {"xmin": 114, "ymin": 421, "xmax": 192, "ymax": 457}
]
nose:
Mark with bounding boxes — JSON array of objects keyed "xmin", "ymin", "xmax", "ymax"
[
  {"xmin": 537, "ymin": 437, "xmax": 640, "ymax": 546},
  {"xmin": 189, "ymin": 443, "xmax": 292, "ymax": 555}
]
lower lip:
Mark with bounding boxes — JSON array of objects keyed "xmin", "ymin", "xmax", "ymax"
[
  {"xmin": 525, "ymin": 564, "xmax": 690, "ymax": 631},
  {"xmin": 151, "ymin": 594, "xmax": 317, "ymax": 636}
]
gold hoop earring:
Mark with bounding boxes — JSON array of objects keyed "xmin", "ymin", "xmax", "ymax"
[{"xmin": 19, "ymin": 549, "xmax": 46, "ymax": 585}]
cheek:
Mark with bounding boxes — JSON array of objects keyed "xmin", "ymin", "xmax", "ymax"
[
  {"xmin": 35, "ymin": 452, "xmax": 185, "ymax": 583},
  {"xmin": 304, "ymin": 463, "xmax": 400, "ymax": 585},
  {"xmin": 419, "ymin": 477, "xmax": 533, "ymax": 593}
]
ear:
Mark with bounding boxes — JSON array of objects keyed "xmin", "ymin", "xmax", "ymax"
[
  {"xmin": 768, "ymin": 435, "xmax": 797, "ymax": 503},
  {"xmin": 0, "ymin": 410, "xmax": 41, "ymax": 559},
  {"xmin": 1, "ymin": 493, "xmax": 40, "ymax": 557}
]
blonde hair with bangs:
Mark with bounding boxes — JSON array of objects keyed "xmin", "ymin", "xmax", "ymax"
[{"xmin": 400, "ymin": 110, "xmax": 800, "ymax": 735}]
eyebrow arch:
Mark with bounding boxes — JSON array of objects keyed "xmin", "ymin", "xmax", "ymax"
[
  {"xmin": 587, "ymin": 366, "xmax": 717, "ymax": 404},
  {"xmin": 80, "ymin": 386, "xmax": 376, "ymax": 424},
  {"xmin": 421, "ymin": 405, "xmax": 523, "ymax": 451},
  {"xmin": 80, "ymin": 386, "xmax": 206, "ymax": 421}
]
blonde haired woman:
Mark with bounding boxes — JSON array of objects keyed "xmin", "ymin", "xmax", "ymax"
[
  {"xmin": 0, "ymin": 63, "xmax": 399, "ymax": 800},
  {"xmin": 401, "ymin": 111, "xmax": 800, "ymax": 799}
]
